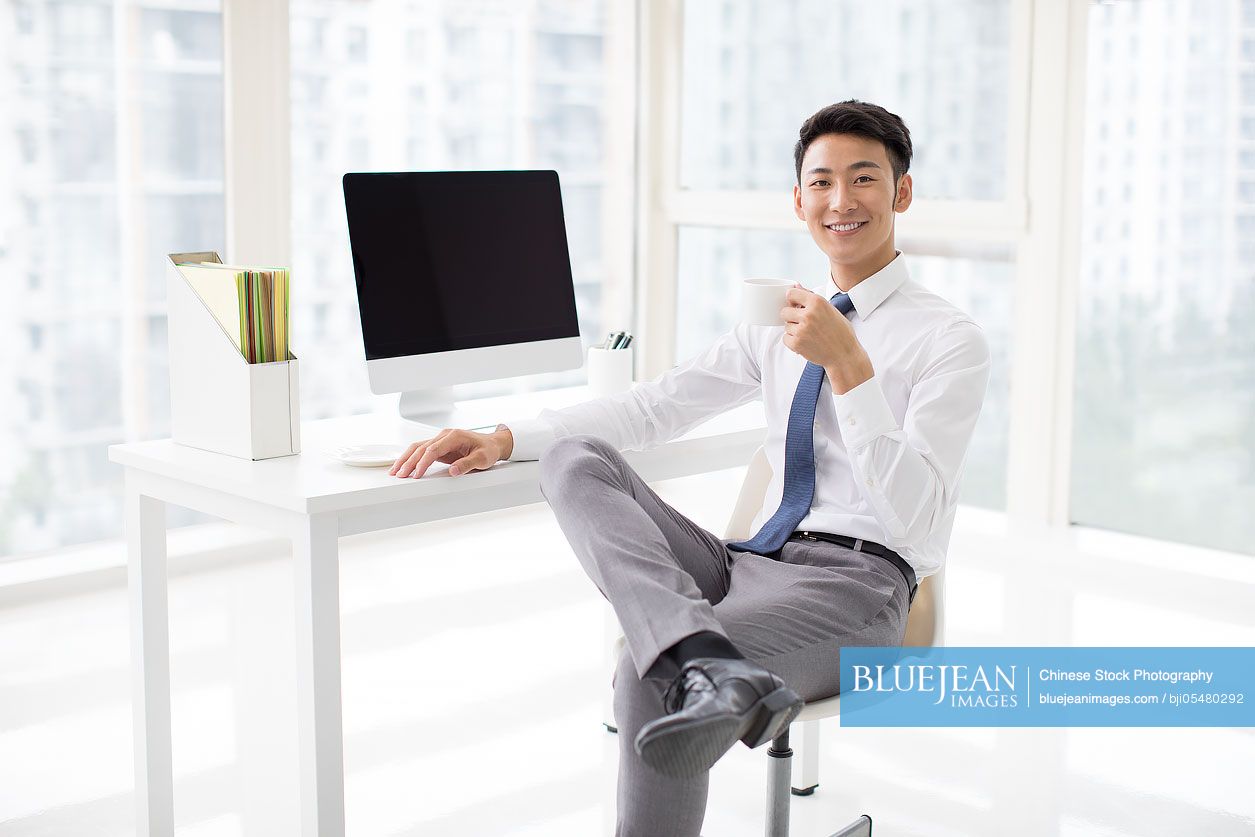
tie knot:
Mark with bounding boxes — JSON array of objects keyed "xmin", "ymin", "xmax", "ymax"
[{"xmin": 830, "ymin": 292, "xmax": 855, "ymax": 316}]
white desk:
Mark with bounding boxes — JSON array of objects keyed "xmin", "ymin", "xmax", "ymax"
[{"xmin": 108, "ymin": 385, "xmax": 766, "ymax": 837}]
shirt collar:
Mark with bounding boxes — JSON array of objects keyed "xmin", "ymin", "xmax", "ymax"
[{"xmin": 818, "ymin": 251, "xmax": 909, "ymax": 320}]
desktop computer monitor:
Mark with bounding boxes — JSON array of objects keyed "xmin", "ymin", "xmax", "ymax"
[{"xmin": 343, "ymin": 170, "xmax": 584, "ymax": 426}]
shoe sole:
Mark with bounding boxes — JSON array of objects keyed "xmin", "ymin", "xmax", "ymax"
[
  {"xmin": 635, "ymin": 685, "xmax": 804, "ymax": 778},
  {"xmin": 635, "ymin": 713, "xmax": 744, "ymax": 778}
]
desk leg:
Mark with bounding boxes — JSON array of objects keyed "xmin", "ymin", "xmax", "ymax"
[
  {"xmin": 126, "ymin": 486, "xmax": 174, "ymax": 836},
  {"xmin": 293, "ymin": 515, "xmax": 346, "ymax": 837}
]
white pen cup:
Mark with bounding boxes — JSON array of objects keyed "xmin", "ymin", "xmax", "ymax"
[
  {"xmin": 587, "ymin": 345, "xmax": 635, "ymax": 397},
  {"xmin": 741, "ymin": 277, "xmax": 794, "ymax": 326}
]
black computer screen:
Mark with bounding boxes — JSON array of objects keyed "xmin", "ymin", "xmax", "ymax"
[{"xmin": 342, "ymin": 170, "xmax": 581, "ymax": 360}]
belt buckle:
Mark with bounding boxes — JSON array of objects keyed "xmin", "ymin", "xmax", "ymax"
[{"xmin": 796, "ymin": 531, "xmax": 818, "ymax": 542}]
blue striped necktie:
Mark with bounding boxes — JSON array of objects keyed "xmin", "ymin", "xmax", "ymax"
[{"xmin": 727, "ymin": 291, "xmax": 855, "ymax": 557}]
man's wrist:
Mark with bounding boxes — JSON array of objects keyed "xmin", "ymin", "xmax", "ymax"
[
  {"xmin": 492, "ymin": 423, "xmax": 514, "ymax": 459},
  {"xmin": 825, "ymin": 358, "xmax": 874, "ymax": 395}
]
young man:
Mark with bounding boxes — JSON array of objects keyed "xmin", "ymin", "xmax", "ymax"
[{"xmin": 390, "ymin": 100, "xmax": 991, "ymax": 835}]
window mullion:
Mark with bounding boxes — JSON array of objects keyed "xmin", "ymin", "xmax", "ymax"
[
  {"xmin": 603, "ymin": 0, "xmax": 641, "ymax": 350},
  {"xmin": 1005, "ymin": 0, "xmax": 1089, "ymax": 528},
  {"xmin": 115, "ymin": 0, "xmax": 147, "ymax": 442},
  {"xmin": 665, "ymin": 190, "xmax": 1028, "ymax": 242},
  {"xmin": 636, "ymin": 0, "xmax": 683, "ymax": 379},
  {"xmin": 222, "ymin": 0, "xmax": 291, "ymax": 266}
]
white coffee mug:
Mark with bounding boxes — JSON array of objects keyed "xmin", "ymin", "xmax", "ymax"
[
  {"xmin": 587, "ymin": 346, "xmax": 634, "ymax": 397},
  {"xmin": 741, "ymin": 278, "xmax": 794, "ymax": 326}
]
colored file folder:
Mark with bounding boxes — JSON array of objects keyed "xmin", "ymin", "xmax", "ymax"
[{"xmin": 176, "ymin": 261, "xmax": 290, "ymax": 364}]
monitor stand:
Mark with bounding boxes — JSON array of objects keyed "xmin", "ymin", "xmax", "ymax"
[{"xmin": 398, "ymin": 386, "xmax": 498, "ymax": 432}]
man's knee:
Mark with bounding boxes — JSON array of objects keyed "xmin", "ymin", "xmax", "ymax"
[{"xmin": 538, "ymin": 434, "xmax": 619, "ymax": 499}]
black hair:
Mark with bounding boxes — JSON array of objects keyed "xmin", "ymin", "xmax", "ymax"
[{"xmin": 794, "ymin": 100, "xmax": 912, "ymax": 184}]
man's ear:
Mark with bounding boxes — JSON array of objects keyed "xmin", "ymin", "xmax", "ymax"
[
  {"xmin": 894, "ymin": 173, "xmax": 913, "ymax": 213},
  {"xmin": 793, "ymin": 183, "xmax": 805, "ymax": 222}
]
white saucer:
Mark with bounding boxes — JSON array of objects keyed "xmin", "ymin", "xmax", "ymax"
[{"xmin": 330, "ymin": 444, "xmax": 407, "ymax": 467}]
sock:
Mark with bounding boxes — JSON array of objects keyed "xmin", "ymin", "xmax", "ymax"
[
  {"xmin": 645, "ymin": 630, "xmax": 744, "ymax": 680},
  {"xmin": 668, "ymin": 631, "xmax": 744, "ymax": 666}
]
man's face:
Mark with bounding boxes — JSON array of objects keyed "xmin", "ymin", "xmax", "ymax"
[{"xmin": 793, "ymin": 133, "xmax": 912, "ymax": 276}]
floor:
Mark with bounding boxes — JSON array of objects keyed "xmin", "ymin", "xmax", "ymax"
[{"xmin": 1, "ymin": 467, "xmax": 1253, "ymax": 837}]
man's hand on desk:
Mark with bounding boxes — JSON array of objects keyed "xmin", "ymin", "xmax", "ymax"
[{"xmin": 389, "ymin": 425, "xmax": 514, "ymax": 479}]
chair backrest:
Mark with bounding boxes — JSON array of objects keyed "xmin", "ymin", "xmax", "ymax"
[{"xmin": 723, "ymin": 446, "xmax": 945, "ymax": 648}]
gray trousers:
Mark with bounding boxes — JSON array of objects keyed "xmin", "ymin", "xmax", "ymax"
[{"xmin": 538, "ymin": 435, "xmax": 910, "ymax": 837}]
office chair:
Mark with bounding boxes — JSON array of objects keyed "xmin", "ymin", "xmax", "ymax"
[{"xmin": 603, "ymin": 445, "xmax": 947, "ymax": 837}]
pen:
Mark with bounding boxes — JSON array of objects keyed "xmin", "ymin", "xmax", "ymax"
[
  {"xmin": 619, "ymin": 334, "xmax": 632, "ymax": 349},
  {"xmin": 608, "ymin": 331, "xmax": 625, "ymax": 349}
]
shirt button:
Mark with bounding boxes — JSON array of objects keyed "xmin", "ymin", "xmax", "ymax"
[
  {"xmin": 848, "ymin": 416, "xmax": 857, "ymax": 426},
  {"xmin": 866, "ymin": 477, "xmax": 875, "ymax": 488}
]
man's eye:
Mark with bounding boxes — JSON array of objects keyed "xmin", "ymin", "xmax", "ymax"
[
  {"xmin": 855, "ymin": 175, "xmax": 873, "ymax": 183},
  {"xmin": 811, "ymin": 180, "xmax": 829, "ymax": 187}
]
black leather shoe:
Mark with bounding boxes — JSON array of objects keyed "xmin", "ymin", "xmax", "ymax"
[{"xmin": 634, "ymin": 657, "xmax": 803, "ymax": 779}]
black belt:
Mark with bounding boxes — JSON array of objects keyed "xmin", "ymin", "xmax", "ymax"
[{"xmin": 788, "ymin": 530, "xmax": 917, "ymax": 606}]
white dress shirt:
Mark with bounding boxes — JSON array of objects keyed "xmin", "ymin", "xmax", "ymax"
[{"xmin": 501, "ymin": 252, "xmax": 991, "ymax": 579}]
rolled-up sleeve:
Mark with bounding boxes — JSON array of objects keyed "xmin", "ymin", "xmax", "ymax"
[
  {"xmin": 504, "ymin": 324, "xmax": 763, "ymax": 461},
  {"xmin": 832, "ymin": 319, "xmax": 991, "ymax": 546}
]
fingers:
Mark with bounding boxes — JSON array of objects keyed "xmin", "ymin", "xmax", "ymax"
[
  {"xmin": 389, "ymin": 440, "xmax": 422, "ymax": 475},
  {"xmin": 448, "ymin": 452, "xmax": 482, "ymax": 476},
  {"xmin": 407, "ymin": 433, "xmax": 452, "ymax": 479},
  {"xmin": 391, "ymin": 428, "xmax": 451, "ymax": 477}
]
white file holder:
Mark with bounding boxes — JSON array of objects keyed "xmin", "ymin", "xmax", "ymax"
[{"xmin": 166, "ymin": 251, "xmax": 301, "ymax": 460}]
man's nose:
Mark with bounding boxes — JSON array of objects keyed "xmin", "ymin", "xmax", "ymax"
[{"xmin": 828, "ymin": 183, "xmax": 856, "ymax": 213}]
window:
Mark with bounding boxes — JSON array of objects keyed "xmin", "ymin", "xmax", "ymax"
[
  {"xmin": 678, "ymin": 0, "xmax": 1012, "ymax": 199},
  {"xmin": 1071, "ymin": 0, "xmax": 1255, "ymax": 555},
  {"xmin": 668, "ymin": 0, "xmax": 1017, "ymax": 510},
  {"xmin": 288, "ymin": 0, "xmax": 627, "ymax": 418},
  {"xmin": 0, "ymin": 2, "xmax": 224, "ymax": 561}
]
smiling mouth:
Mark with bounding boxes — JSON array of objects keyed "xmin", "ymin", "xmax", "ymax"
[{"xmin": 825, "ymin": 221, "xmax": 867, "ymax": 235}]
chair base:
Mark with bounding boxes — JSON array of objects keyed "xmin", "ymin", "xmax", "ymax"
[
  {"xmin": 767, "ymin": 729, "xmax": 872, "ymax": 836},
  {"xmin": 826, "ymin": 814, "xmax": 873, "ymax": 837}
]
